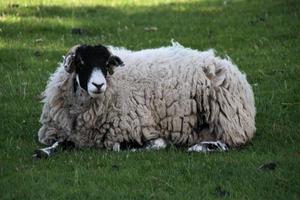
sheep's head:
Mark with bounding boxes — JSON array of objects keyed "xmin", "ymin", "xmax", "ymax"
[{"xmin": 63, "ymin": 44, "xmax": 124, "ymax": 98}]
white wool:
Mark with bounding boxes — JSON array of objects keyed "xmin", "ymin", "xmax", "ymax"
[{"xmin": 38, "ymin": 43, "xmax": 256, "ymax": 150}]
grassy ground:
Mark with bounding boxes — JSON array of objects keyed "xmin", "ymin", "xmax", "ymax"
[{"xmin": 0, "ymin": 0, "xmax": 299, "ymax": 199}]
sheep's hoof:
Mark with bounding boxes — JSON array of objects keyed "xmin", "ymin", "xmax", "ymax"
[{"xmin": 188, "ymin": 141, "xmax": 228, "ymax": 152}]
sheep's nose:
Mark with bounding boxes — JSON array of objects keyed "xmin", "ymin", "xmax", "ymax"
[{"xmin": 92, "ymin": 82, "xmax": 104, "ymax": 90}]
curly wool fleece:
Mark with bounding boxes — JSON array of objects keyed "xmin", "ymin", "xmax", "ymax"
[{"xmin": 38, "ymin": 43, "xmax": 256, "ymax": 150}]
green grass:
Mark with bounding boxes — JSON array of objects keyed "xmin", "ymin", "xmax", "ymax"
[{"xmin": 0, "ymin": 0, "xmax": 299, "ymax": 199}]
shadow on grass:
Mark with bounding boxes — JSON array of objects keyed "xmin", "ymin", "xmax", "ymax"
[
  {"xmin": 1, "ymin": 1, "xmax": 226, "ymax": 18},
  {"xmin": 0, "ymin": 1, "xmax": 239, "ymax": 46},
  {"xmin": 0, "ymin": 0, "xmax": 297, "ymax": 52}
]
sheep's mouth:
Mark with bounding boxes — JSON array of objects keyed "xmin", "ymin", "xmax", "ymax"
[
  {"xmin": 88, "ymin": 90, "xmax": 105, "ymax": 98},
  {"xmin": 91, "ymin": 91, "xmax": 102, "ymax": 94}
]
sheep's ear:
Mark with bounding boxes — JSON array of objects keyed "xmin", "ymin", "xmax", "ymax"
[
  {"xmin": 106, "ymin": 55, "xmax": 124, "ymax": 75},
  {"xmin": 63, "ymin": 45, "xmax": 81, "ymax": 73}
]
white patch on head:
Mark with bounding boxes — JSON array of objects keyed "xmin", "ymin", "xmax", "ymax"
[{"xmin": 87, "ymin": 68, "xmax": 107, "ymax": 98}]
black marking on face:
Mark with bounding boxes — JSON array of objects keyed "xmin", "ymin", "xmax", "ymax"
[
  {"xmin": 74, "ymin": 45, "xmax": 110, "ymax": 91},
  {"xmin": 73, "ymin": 77, "xmax": 78, "ymax": 93}
]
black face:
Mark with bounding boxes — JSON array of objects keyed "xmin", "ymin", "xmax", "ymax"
[
  {"xmin": 63, "ymin": 44, "xmax": 124, "ymax": 97},
  {"xmin": 74, "ymin": 45, "xmax": 110, "ymax": 91}
]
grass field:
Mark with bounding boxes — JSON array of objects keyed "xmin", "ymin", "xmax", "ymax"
[{"xmin": 0, "ymin": 0, "xmax": 299, "ymax": 199}]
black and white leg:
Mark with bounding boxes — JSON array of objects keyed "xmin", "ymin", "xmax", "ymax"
[
  {"xmin": 145, "ymin": 138, "xmax": 167, "ymax": 150},
  {"xmin": 188, "ymin": 141, "xmax": 228, "ymax": 152},
  {"xmin": 129, "ymin": 138, "xmax": 167, "ymax": 152},
  {"xmin": 33, "ymin": 141, "xmax": 61, "ymax": 158},
  {"xmin": 32, "ymin": 140, "xmax": 75, "ymax": 158}
]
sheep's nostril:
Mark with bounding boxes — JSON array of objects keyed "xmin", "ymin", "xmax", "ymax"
[{"xmin": 92, "ymin": 82, "xmax": 104, "ymax": 90}]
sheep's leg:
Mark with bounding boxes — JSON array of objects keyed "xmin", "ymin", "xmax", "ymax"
[
  {"xmin": 145, "ymin": 138, "xmax": 167, "ymax": 150},
  {"xmin": 32, "ymin": 140, "xmax": 75, "ymax": 158},
  {"xmin": 187, "ymin": 141, "xmax": 228, "ymax": 152},
  {"xmin": 32, "ymin": 141, "xmax": 61, "ymax": 158},
  {"xmin": 129, "ymin": 138, "xmax": 167, "ymax": 152}
]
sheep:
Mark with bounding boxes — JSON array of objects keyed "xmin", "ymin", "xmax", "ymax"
[{"xmin": 34, "ymin": 42, "xmax": 256, "ymax": 158}]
